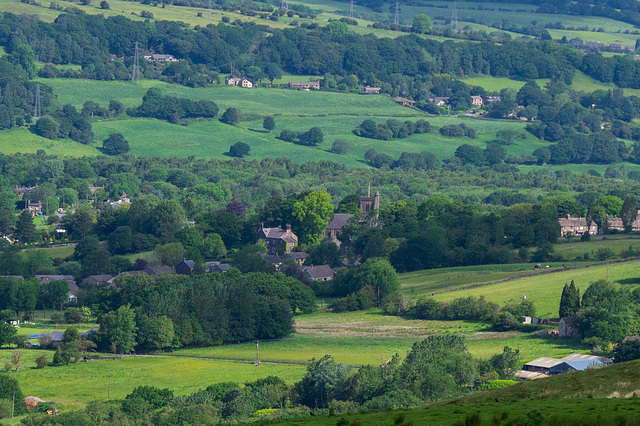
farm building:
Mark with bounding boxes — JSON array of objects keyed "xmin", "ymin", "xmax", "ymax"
[
  {"xmin": 289, "ymin": 81, "xmax": 320, "ymax": 90},
  {"xmin": 520, "ymin": 353, "xmax": 611, "ymax": 376}
]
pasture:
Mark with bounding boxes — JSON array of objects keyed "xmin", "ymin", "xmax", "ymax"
[
  {"xmin": 427, "ymin": 259, "xmax": 640, "ymax": 317},
  {"xmin": 34, "ymin": 77, "xmax": 544, "ymax": 164},
  {"xmin": 6, "ymin": 355, "xmax": 306, "ymax": 406}
]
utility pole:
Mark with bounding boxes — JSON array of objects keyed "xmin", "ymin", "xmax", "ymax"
[
  {"xmin": 207, "ymin": 0, "xmax": 212, "ymax": 25},
  {"xmin": 33, "ymin": 84, "xmax": 41, "ymax": 119},
  {"xmin": 132, "ymin": 42, "xmax": 141, "ymax": 83},
  {"xmin": 349, "ymin": 0, "xmax": 355, "ymax": 18},
  {"xmin": 255, "ymin": 340, "xmax": 260, "ymax": 366},
  {"xmin": 108, "ymin": 373, "xmax": 112, "ymax": 399},
  {"xmin": 450, "ymin": 0, "xmax": 458, "ymax": 33},
  {"xmin": 11, "ymin": 392, "xmax": 15, "ymax": 418},
  {"xmin": 394, "ymin": 2, "xmax": 400, "ymax": 25}
]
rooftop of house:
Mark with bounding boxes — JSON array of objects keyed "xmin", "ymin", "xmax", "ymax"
[
  {"xmin": 326, "ymin": 214, "xmax": 354, "ymax": 230},
  {"xmin": 302, "ymin": 265, "xmax": 335, "ymax": 280},
  {"xmin": 284, "ymin": 252, "xmax": 308, "ymax": 260},
  {"xmin": 177, "ymin": 260, "xmax": 196, "ymax": 268}
]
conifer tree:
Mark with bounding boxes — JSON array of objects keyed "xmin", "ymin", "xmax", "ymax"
[{"xmin": 559, "ymin": 280, "xmax": 580, "ymax": 318}]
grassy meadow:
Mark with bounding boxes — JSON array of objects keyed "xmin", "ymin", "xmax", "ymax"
[
  {"xmin": 426, "ymin": 260, "xmax": 640, "ymax": 317},
  {"xmin": 33, "ymin": 77, "xmax": 548, "ymax": 164},
  {"xmin": 5, "ymin": 355, "xmax": 306, "ymax": 406}
]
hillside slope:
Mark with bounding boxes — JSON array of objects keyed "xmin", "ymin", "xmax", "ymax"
[{"xmin": 280, "ymin": 359, "xmax": 640, "ymax": 425}]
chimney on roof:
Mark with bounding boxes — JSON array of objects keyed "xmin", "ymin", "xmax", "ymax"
[
  {"xmin": 286, "ymin": 223, "xmax": 291, "ymax": 231},
  {"xmin": 566, "ymin": 214, "xmax": 571, "ymax": 219}
]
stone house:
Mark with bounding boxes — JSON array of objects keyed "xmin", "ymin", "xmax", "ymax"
[
  {"xmin": 289, "ymin": 81, "xmax": 320, "ymax": 90},
  {"xmin": 558, "ymin": 214, "xmax": 598, "ymax": 237},
  {"xmin": 257, "ymin": 224, "xmax": 298, "ymax": 255}
]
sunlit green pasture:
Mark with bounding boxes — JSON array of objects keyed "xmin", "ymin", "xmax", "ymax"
[
  {"xmin": 8, "ymin": 355, "xmax": 306, "ymax": 405},
  {"xmin": 429, "ymin": 260, "xmax": 640, "ymax": 317}
]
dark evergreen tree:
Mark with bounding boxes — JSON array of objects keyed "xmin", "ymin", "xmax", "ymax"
[
  {"xmin": 559, "ymin": 280, "xmax": 580, "ymax": 318},
  {"xmin": 14, "ymin": 210, "xmax": 37, "ymax": 243}
]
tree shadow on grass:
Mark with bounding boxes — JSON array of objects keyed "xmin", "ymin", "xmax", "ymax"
[{"xmin": 617, "ymin": 278, "xmax": 640, "ymax": 285}]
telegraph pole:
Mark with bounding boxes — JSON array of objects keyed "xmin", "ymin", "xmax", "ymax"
[
  {"xmin": 255, "ymin": 340, "xmax": 260, "ymax": 366},
  {"xmin": 108, "ymin": 373, "xmax": 112, "ymax": 399}
]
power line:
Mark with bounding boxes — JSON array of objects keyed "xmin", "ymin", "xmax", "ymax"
[
  {"xmin": 394, "ymin": 2, "xmax": 400, "ymax": 25},
  {"xmin": 132, "ymin": 41, "xmax": 141, "ymax": 83},
  {"xmin": 450, "ymin": 0, "xmax": 458, "ymax": 32},
  {"xmin": 33, "ymin": 83, "xmax": 41, "ymax": 119}
]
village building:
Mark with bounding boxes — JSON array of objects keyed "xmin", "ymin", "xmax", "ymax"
[
  {"xmin": 558, "ymin": 214, "xmax": 598, "ymax": 237},
  {"xmin": 175, "ymin": 259, "xmax": 196, "ymax": 275},
  {"xmin": 226, "ymin": 77, "xmax": 253, "ymax": 88},
  {"xmin": 206, "ymin": 261, "xmax": 232, "ymax": 273},
  {"xmin": 323, "ymin": 214, "xmax": 354, "ymax": 248},
  {"xmin": 83, "ymin": 275, "xmax": 114, "ymax": 285},
  {"xmin": 363, "ymin": 86, "xmax": 381, "ymax": 94},
  {"xmin": 359, "ymin": 191, "xmax": 380, "ymax": 218},
  {"xmin": 471, "ymin": 96, "xmax": 483, "ymax": 107},
  {"xmin": 35, "ymin": 275, "xmax": 78, "ymax": 303},
  {"xmin": 144, "ymin": 54, "xmax": 179, "ymax": 62},
  {"xmin": 257, "ymin": 224, "xmax": 298, "ymax": 255},
  {"xmin": 484, "ymin": 96, "xmax": 501, "ymax": 103},
  {"xmin": 289, "ymin": 80, "xmax": 320, "ymax": 90},
  {"xmin": 282, "ymin": 252, "xmax": 308, "ymax": 266},
  {"xmin": 396, "ymin": 98, "xmax": 416, "ymax": 106},
  {"xmin": 558, "ymin": 317, "xmax": 580, "ymax": 338},
  {"xmin": 426, "ymin": 97, "xmax": 449, "ymax": 106},
  {"xmin": 301, "ymin": 265, "xmax": 335, "ymax": 281}
]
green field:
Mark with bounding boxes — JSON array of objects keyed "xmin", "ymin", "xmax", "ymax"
[
  {"xmin": 398, "ymin": 262, "xmax": 580, "ymax": 297},
  {"xmin": 0, "ymin": 128, "xmax": 98, "ymax": 157},
  {"xmin": 31, "ymin": 78, "xmax": 547, "ymax": 164},
  {"xmin": 552, "ymin": 236, "xmax": 640, "ymax": 260},
  {"xmin": 31, "ymin": 244, "xmax": 76, "ymax": 261},
  {"xmin": 6, "ymin": 355, "xmax": 306, "ymax": 406},
  {"xmin": 427, "ymin": 260, "xmax": 640, "ymax": 317}
]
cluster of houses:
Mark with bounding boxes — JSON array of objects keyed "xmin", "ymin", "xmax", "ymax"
[
  {"xmin": 570, "ymin": 39, "xmax": 635, "ymax": 51},
  {"xmin": 425, "ymin": 95, "xmax": 501, "ymax": 108},
  {"xmin": 252, "ymin": 191, "xmax": 379, "ymax": 281},
  {"xmin": 558, "ymin": 211, "xmax": 640, "ymax": 237}
]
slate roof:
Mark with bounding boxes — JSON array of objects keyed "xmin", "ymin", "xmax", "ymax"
[
  {"xmin": 144, "ymin": 266, "xmax": 176, "ymax": 275},
  {"xmin": 303, "ymin": 265, "xmax": 335, "ymax": 280},
  {"xmin": 284, "ymin": 252, "xmax": 308, "ymax": 260},
  {"xmin": 261, "ymin": 227, "xmax": 288, "ymax": 239},
  {"xmin": 326, "ymin": 214, "xmax": 354, "ymax": 230},
  {"xmin": 84, "ymin": 275, "xmax": 114, "ymax": 283}
]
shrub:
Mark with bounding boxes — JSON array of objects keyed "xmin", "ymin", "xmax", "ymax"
[{"xmin": 35, "ymin": 354, "xmax": 48, "ymax": 368}]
